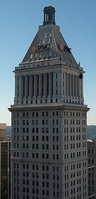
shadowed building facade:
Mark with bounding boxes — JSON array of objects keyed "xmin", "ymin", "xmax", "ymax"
[
  {"xmin": 0, "ymin": 123, "xmax": 11, "ymax": 199},
  {"xmin": 9, "ymin": 6, "xmax": 89, "ymax": 199},
  {"xmin": 88, "ymin": 140, "xmax": 96, "ymax": 199}
]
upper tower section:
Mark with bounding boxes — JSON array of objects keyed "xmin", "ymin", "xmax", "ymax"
[
  {"xmin": 22, "ymin": 6, "xmax": 79, "ymax": 68},
  {"xmin": 13, "ymin": 6, "xmax": 86, "ymax": 107},
  {"xmin": 43, "ymin": 6, "xmax": 56, "ymax": 25}
]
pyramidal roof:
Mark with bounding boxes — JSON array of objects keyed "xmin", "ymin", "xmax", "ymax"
[{"xmin": 22, "ymin": 6, "xmax": 78, "ymax": 67}]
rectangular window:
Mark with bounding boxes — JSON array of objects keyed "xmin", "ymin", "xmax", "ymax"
[
  {"xmin": 42, "ymin": 136, "xmax": 45, "ymax": 141},
  {"xmin": 42, "ymin": 112, "xmax": 44, "ymax": 116},
  {"xmin": 46, "ymin": 154, "xmax": 49, "ymax": 159},
  {"xmin": 36, "ymin": 112, "xmax": 38, "ymax": 117},
  {"xmin": 46, "ymin": 120, "xmax": 49, "ymax": 125},
  {"xmin": 36, "ymin": 128, "xmax": 38, "ymax": 133},
  {"xmin": 32, "ymin": 120, "xmax": 34, "ymax": 125},
  {"xmin": 46, "ymin": 128, "xmax": 49, "ymax": 133},
  {"xmin": 46, "ymin": 112, "xmax": 48, "ymax": 116},
  {"xmin": 42, "ymin": 120, "xmax": 44, "ymax": 125},
  {"xmin": 53, "ymin": 128, "xmax": 55, "ymax": 133},
  {"xmin": 36, "ymin": 120, "xmax": 38, "ymax": 125}
]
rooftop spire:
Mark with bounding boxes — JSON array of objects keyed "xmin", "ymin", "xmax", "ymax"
[{"xmin": 43, "ymin": 6, "xmax": 56, "ymax": 25}]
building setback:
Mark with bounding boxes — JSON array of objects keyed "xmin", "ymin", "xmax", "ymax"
[{"xmin": 9, "ymin": 6, "xmax": 89, "ymax": 199}]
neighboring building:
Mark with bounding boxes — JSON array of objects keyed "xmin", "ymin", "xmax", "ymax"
[
  {"xmin": 88, "ymin": 140, "xmax": 96, "ymax": 199},
  {"xmin": 0, "ymin": 140, "xmax": 11, "ymax": 199},
  {"xmin": 0, "ymin": 123, "xmax": 6, "ymax": 140},
  {"xmin": 9, "ymin": 6, "xmax": 89, "ymax": 199},
  {"xmin": 6, "ymin": 126, "xmax": 11, "ymax": 139},
  {"xmin": 0, "ymin": 124, "xmax": 11, "ymax": 199}
]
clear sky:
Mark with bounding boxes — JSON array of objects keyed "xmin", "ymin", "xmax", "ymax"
[{"xmin": 0, "ymin": 0, "xmax": 96, "ymax": 125}]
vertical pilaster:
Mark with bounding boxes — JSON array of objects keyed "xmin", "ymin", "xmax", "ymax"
[
  {"xmin": 44, "ymin": 74, "xmax": 47, "ymax": 96},
  {"xmin": 15, "ymin": 77, "xmax": 17, "ymax": 98},
  {"xmin": 19, "ymin": 76, "xmax": 23, "ymax": 101},
  {"xmin": 61, "ymin": 72, "xmax": 63, "ymax": 97},
  {"xmin": 49, "ymin": 73, "xmax": 52, "ymax": 96},
  {"xmin": 68, "ymin": 74, "xmax": 70, "ymax": 96},
  {"xmin": 29, "ymin": 75, "xmax": 32, "ymax": 98},
  {"xmin": 53, "ymin": 73, "xmax": 56, "ymax": 97},
  {"xmin": 34, "ymin": 75, "xmax": 37, "ymax": 97},
  {"xmin": 25, "ymin": 76, "xmax": 28, "ymax": 98},
  {"xmin": 70, "ymin": 74, "xmax": 71, "ymax": 97},
  {"xmin": 74, "ymin": 75, "xmax": 76, "ymax": 97},
  {"xmin": 39, "ymin": 74, "xmax": 42, "ymax": 96},
  {"xmin": 22, "ymin": 76, "xmax": 25, "ymax": 97},
  {"xmin": 37, "ymin": 75, "xmax": 39, "ymax": 96},
  {"xmin": 73, "ymin": 75, "xmax": 74, "ymax": 97},
  {"xmin": 14, "ymin": 76, "xmax": 18, "ymax": 104},
  {"xmin": 71, "ymin": 74, "xmax": 73, "ymax": 97},
  {"xmin": 32, "ymin": 75, "xmax": 34, "ymax": 97},
  {"xmin": 66, "ymin": 73, "xmax": 68, "ymax": 96},
  {"xmin": 79, "ymin": 76, "xmax": 84, "ymax": 104},
  {"xmin": 47, "ymin": 74, "xmax": 49, "ymax": 96},
  {"xmin": 75, "ymin": 76, "xmax": 77, "ymax": 98},
  {"xmin": 42, "ymin": 74, "xmax": 44, "ymax": 96},
  {"xmin": 77, "ymin": 77, "xmax": 79, "ymax": 97},
  {"xmin": 64, "ymin": 73, "xmax": 66, "ymax": 97},
  {"xmin": 52, "ymin": 72, "xmax": 53, "ymax": 96}
]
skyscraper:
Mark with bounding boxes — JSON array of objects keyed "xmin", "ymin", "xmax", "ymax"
[{"xmin": 9, "ymin": 6, "xmax": 89, "ymax": 199}]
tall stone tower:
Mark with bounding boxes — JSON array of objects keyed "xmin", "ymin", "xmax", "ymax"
[{"xmin": 9, "ymin": 6, "xmax": 89, "ymax": 199}]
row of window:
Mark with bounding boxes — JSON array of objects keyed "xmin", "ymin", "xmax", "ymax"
[
  {"xmin": 13, "ymin": 152, "xmax": 60, "ymax": 159},
  {"xmin": 14, "ymin": 135, "xmax": 59, "ymax": 142},
  {"xmin": 13, "ymin": 150, "xmax": 87, "ymax": 159},
  {"xmin": 13, "ymin": 119, "xmax": 86, "ymax": 126},
  {"xmin": 64, "ymin": 119, "xmax": 86, "ymax": 125},
  {"xmin": 13, "ymin": 134, "xmax": 86, "ymax": 142},
  {"xmin": 13, "ymin": 161, "xmax": 87, "ymax": 172},
  {"xmin": 65, "ymin": 162, "xmax": 87, "ymax": 172},
  {"xmin": 14, "ymin": 127, "xmax": 59, "ymax": 133},
  {"xmin": 14, "ymin": 163, "xmax": 59, "ymax": 172},
  {"xmin": 14, "ymin": 185, "xmax": 86, "ymax": 198},
  {"xmin": 13, "ymin": 111, "xmax": 59, "ymax": 118},
  {"xmin": 13, "ymin": 127, "xmax": 86, "ymax": 135},
  {"xmin": 88, "ymin": 148, "xmax": 94, "ymax": 154},
  {"xmin": 64, "ymin": 151, "xmax": 87, "ymax": 159},
  {"xmin": 14, "ymin": 191, "xmax": 59, "ymax": 199},
  {"xmin": 13, "ymin": 170, "xmax": 87, "ymax": 183},
  {"xmin": 14, "ymin": 142, "xmax": 86, "ymax": 150},
  {"xmin": 65, "ymin": 171, "xmax": 82, "ymax": 179},
  {"xmin": 13, "ymin": 111, "xmax": 86, "ymax": 118},
  {"xmin": 14, "ymin": 192, "xmax": 86, "ymax": 199}
]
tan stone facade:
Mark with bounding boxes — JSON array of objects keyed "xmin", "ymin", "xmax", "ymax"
[{"xmin": 0, "ymin": 123, "xmax": 6, "ymax": 140}]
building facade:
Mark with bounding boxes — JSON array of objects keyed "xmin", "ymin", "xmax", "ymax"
[
  {"xmin": 88, "ymin": 141, "xmax": 96, "ymax": 199},
  {"xmin": 0, "ymin": 123, "xmax": 6, "ymax": 140},
  {"xmin": 0, "ymin": 140, "xmax": 11, "ymax": 199},
  {"xmin": 9, "ymin": 6, "xmax": 89, "ymax": 199}
]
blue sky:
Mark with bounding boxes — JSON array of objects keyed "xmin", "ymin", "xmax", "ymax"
[{"xmin": 0, "ymin": 0, "xmax": 96, "ymax": 125}]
